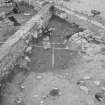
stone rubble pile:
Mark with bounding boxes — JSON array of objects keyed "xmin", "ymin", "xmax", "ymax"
[{"xmin": 68, "ymin": 29, "xmax": 105, "ymax": 57}]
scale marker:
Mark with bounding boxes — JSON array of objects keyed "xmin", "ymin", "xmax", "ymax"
[{"xmin": 52, "ymin": 47, "xmax": 54, "ymax": 68}]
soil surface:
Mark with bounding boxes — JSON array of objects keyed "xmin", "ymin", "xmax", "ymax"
[{"xmin": 1, "ymin": 14, "xmax": 105, "ymax": 105}]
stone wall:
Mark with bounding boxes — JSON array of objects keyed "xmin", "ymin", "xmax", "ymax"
[{"xmin": 0, "ymin": 4, "xmax": 52, "ymax": 81}]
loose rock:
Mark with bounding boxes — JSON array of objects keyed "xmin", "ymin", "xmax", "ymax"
[
  {"xmin": 33, "ymin": 31, "xmax": 38, "ymax": 38},
  {"xmin": 43, "ymin": 41, "xmax": 51, "ymax": 49},
  {"xmin": 95, "ymin": 92, "xmax": 105, "ymax": 102},
  {"xmin": 25, "ymin": 56, "xmax": 31, "ymax": 62},
  {"xmin": 24, "ymin": 13, "xmax": 31, "ymax": 16},
  {"xmin": 43, "ymin": 36, "xmax": 50, "ymax": 41},
  {"xmin": 36, "ymin": 75, "xmax": 42, "ymax": 80},
  {"xmin": 101, "ymin": 87, "xmax": 105, "ymax": 91},
  {"xmin": 15, "ymin": 96, "xmax": 23, "ymax": 104},
  {"xmin": 25, "ymin": 46, "xmax": 32, "ymax": 54},
  {"xmin": 20, "ymin": 84, "xmax": 25, "ymax": 89},
  {"xmin": 40, "ymin": 100, "xmax": 44, "ymax": 104},
  {"xmin": 60, "ymin": 13, "xmax": 67, "ymax": 19},
  {"xmin": 25, "ymin": 39, "xmax": 30, "ymax": 44},
  {"xmin": 49, "ymin": 88, "xmax": 61, "ymax": 97},
  {"xmin": 79, "ymin": 85, "xmax": 89, "ymax": 94},
  {"xmin": 83, "ymin": 75, "xmax": 91, "ymax": 80},
  {"xmin": 33, "ymin": 94, "xmax": 39, "ymax": 98}
]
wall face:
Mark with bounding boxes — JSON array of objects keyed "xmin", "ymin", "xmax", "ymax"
[{"xmin": 0, "ymin": 4, "xmax": 52, "ymax": 81}]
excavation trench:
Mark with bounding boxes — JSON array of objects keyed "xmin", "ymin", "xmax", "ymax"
[
  {"xmin": 30, "ymin": 15, "xmax": 83, "ymax": 73},
  {"xmin": 0, "ymin": 13, "xmax": 84, "ymax": 105}
]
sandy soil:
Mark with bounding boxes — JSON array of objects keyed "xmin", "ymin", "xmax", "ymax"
[{"xmin": 0, "ymin": 15, "xmax": 85, "ymax": 105}]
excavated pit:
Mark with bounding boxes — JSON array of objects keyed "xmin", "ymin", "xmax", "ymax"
[{"xmin": 0, "ymin": 14, "xmax": 85, "ymax": 105}]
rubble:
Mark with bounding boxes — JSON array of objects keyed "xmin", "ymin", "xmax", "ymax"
[
  {"xmin": 36, "ymin": 75, "xmax": 42, "ymax": 80},
  {"xmin": 25, "ymin": 46, "xmax": 32, "ymax": 54},
  {"xmin": 79, "ymin": 85, "xmax": 89, "ymax": 94}
]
